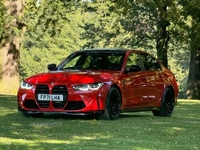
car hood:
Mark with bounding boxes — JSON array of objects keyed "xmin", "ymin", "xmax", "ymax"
[{"xmin": 24, "ymin": 70, "xmax": 121, "ymax": 85}]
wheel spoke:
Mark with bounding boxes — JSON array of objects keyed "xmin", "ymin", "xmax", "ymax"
[
  {"xmin": 98, "ymin": 87, "xmax": 121, "ymax": 120},
  {"xmin": 164, "ymin": 102, "xmax": 173, "ymax": 116},
  {"xmin": 109, "ymin": 91, "xmax": 120, "ymax": 116},
  {"xmin": 152, "ymin": 88, "xmax": 175, "ymax": 117},
  {"xmin": 164, "ymin": 90, "xmax": 174, "ymax": 116},
  {"xmin": 109, "ymin": 102, "xmax": 119, "ymax": 115}
]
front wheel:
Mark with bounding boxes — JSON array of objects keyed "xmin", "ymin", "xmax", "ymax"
[
  {"xmin": 98, "ymin": 87, "xmax": 121, "ymax": 120},
  {"xmin": 153, "ymin": 88, "xmax": 175, "ymax": 117}
]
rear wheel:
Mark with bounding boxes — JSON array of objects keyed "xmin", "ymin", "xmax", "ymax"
[
  {"xmin": 98, "ymin": 87, "xmax": 121, "ymax": 120},
  {"xmin": 153, "ymin": 88, "xmax": 175, "ymax": 117}
]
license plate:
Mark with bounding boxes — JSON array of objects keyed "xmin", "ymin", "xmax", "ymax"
[{"xmin": 38, "ymin": 94, "xmax": 63, "ymax": 101}]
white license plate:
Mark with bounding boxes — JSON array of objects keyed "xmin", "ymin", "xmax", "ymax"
[{"xmin": 38, "ymin": 94, "xmax": 63, "ymax": 101}]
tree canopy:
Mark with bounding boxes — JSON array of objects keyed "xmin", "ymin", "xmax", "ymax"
[{"xmin": 0, "ymin": 2, "xmax": 6, "ymax": 43}]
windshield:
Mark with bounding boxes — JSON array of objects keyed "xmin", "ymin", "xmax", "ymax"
[{"xmin": 57, "ymin": 51, "xmax": 125, "ymax": 71}]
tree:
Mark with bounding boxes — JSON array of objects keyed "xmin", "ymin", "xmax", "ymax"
[
  {"xmin": 1, "ymin": 0, "xmax": 191, "ymax": 98},
  {"xmin": 81, "ymin": 0, "xmax": 157, "ymax": 54},
  {"xmin": 83, "ymin": 0, "xmax": 178, "ymax": 68},
  {"xmin": 0, "ymin": 2, "xmax": 6, "ymax": 43},
  {"xmin": 180, "ymin": 0, "xmax": 200, "ymax": 99},
  {"xmin": 20, "ymin": 0, "xmax": 86, "ymax": 80},
  {"xmin": 81, "ymin": 0, "xmax": 189, "ymax": 96},
  {"xmin": 0, "ymin": 0, "xmax": 26, "ymax": 94},
  {"xmin": 81, "ymin": 0, "xmax": 124, "ymax": 48},
  {"xmin": 154, "ymin": 0, "xmax": 171, "ymax": 67}
]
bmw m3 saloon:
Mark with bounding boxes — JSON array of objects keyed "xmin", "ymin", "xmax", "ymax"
[{"xmin": 17, "ymin": 48, "xmax": 178, "ymax": 120}]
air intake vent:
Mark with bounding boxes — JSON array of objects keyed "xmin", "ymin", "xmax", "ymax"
[
  {"xmin": 52, "ymin": 85, "xmax": 68, "ymax": 108},
  {"xmin": 35, "ymin": 85, "xmax": 50, "ymax": 108}
]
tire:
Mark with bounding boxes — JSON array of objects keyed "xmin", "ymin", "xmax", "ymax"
[
  {"xmin": 22, "ymin": 111, "xmax": 44, "ymax": 118},
  {"xmin": 153, "ymin": 88, "xmax": 175, "ymax": 117},
  {"xmin": 98, "ymin": 87, "xmax": 121, "ymax": 120}
]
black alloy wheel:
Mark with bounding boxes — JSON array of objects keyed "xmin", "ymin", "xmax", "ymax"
[
  {"xmin": 153, "ymin": 88, "xmax": 175, "ymax": 117},
  {"xmin": 98, "ymin": 87, "xmax": 121, "ymax": 120}
]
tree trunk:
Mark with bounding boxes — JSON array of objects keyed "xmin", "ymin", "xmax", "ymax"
[
  {"xmin": 186, "ymin": 42, "xmax": 200, "ymax": 99},
  {"xmin": 155, "ymin": 0, "xmax": 170, "ymax": 68},
  {"xmin": 0, "ymin": 0, "xmax": 25, "ymax": 94}
]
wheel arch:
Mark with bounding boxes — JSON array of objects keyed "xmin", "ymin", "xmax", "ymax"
[
  {"xmin": 153, "ymin": 85, "xmax": 176, "ymax": 117},
  {"xmin": 157, "ymin": 85, "xmax": 175, "ymax": 107},
  {"xmin": 110, "ymin": 84, "xmax": 123, "ymax": 109},
  {"xmin": 164, "ymin": 85, "xmax": 175, "ymax": 103},
  {"xmin": 98, "ymin": 84, "xmax": 122, "ymax": 120}
]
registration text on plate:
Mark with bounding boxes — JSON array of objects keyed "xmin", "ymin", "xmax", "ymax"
[{"xmin": 38, "ymin": 94, "xmax": 63, "ymax": 101}]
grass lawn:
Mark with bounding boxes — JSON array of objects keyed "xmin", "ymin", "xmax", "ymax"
[{"xmin": 0, "ymin": 94, "xmax": 200, "ymax": 150}]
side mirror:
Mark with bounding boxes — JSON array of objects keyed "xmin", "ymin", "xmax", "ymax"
[{"xmin": 47, "ymin": 64, "xmax": 56, "ymax": 71}]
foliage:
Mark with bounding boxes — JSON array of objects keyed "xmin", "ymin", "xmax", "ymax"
[
  {"xmin": 0, "ymin": 2, "xmax": 6, "ymax": 43},
  {"xmin": 0, "ymin": 1, "xmax": 16, "ymax": 44},
  {"xmin": 81, "ymin": 0, "xmax": 157, "ymax": 51},
  {"xmin": 0, "ymin": 0, "xmax": 26, "ymax": 94},
  {"xmin": 80, "ymin": 0, "xmax": 189, "ymax": 95},
  {"xmin": 17, "ymin": 0, "xmax": 194, "ymax": 97},
  {"xmin": 81, "ymin": 0, "xmax": 124, "ymax": 48},
  {"xmin": 168, "ymin": 42, "xmax": 190, "ymax": 98},
  {"xmin": 20, "ymin": 0, "xmax": 87, "ymax": 81},
  {"xmin": 1, "ymin": 94, "xmax": 200, "ymax": 149},
  {"xmin": 0, "ymin": 0, "xmax": 195, "ymax": 95},
  {"xmin": 178, "ymin": 0, "xmax": 200, "ymax": 99}
]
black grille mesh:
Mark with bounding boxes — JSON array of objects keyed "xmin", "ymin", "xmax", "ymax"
[
  {"xmin": 52, "ymin": 85, "xmax": 68, "ymax": 108},
  {"xmin": 35, "ymin": 85, "xmax": 50, "ymax": 108},
  {"xmin": 24, "ymin": 100, "xmax": 39, "ymax": 109},
  {"xmin": 65, "ymin": 101, "xmax": 86, "ymax": 110},
  {"xmin": 35, "ymin": 85, "xmax": 68, "ymax": 108},
  {"xmin": 34, "ymin": 85, "xmax": 86, "ymax": 110}
]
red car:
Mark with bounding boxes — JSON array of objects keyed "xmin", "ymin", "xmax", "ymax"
[{"xmin": 17, "ymin": 48, "xmax": 178, "ymax": 120}]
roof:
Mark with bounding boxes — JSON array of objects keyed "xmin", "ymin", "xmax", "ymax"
[
  {"xmin": 80, "ymin": 48, "xmax": 124, "ymax": 51},
  {"xmin": 78, "ymin": 48, "xmax": 143, "ymax": 53}
]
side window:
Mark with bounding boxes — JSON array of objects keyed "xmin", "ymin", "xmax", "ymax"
[
  {"xmin": 140, "ymin": 53, "xmax": 155, "ymax": 71},
  {"xmin": 139, "ymin": 53, "xmax": 162, "ymax": 71},
  {"xmin": 125, "ymin": 53, "xmax": 142, "ymax": 72},
  {"xmin": 151, "ymin": 57, "xmax": 162, "ymax": 71}
]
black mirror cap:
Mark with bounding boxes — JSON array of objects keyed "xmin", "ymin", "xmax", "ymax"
[{"xmin": 47, "ymin": 64, "xmax": 56, "ymax": 71}]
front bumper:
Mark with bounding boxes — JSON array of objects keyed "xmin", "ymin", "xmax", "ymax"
[
  {"xmin": 19, "ymin": 110, "xmax": 104, "ymax": 115},
  {"xmin": 17, "ymin": 84, "xmax": 110, "ymax": 113}
]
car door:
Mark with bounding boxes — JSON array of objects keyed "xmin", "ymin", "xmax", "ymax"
[
  {"xmin": 122, "ymin": 52, "xmax": 149, "ymax": 108},
  {"xmin": 139, "ymin": 53, "xmax": 164, "ymax": 106}
]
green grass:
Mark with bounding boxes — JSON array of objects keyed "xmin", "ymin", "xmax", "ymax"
[{"xmin": 0, "ymin": 95, "xmax": 200, "ymax": 150}]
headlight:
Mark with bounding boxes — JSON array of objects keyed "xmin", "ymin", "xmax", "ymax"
[
  {"xmin": 73, "ymin": 83, "xmax": 104, "ymax": 91},
  {"xmin": 20, "ymin": 81, "xmax": 34, "ymax": 90}
]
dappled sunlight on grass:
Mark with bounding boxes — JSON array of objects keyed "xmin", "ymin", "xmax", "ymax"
[
  {"xmin": 0, "ymin": 133, "xmax": 111, "ymax": 145},
  {"xmin": 73, "ymin": 134, "xmax": 111, "ymax": 141},
  {"xmin": 0, "ymin": 137, "xmax": 71, "ymax": 145},
  {"xmin": 162, "ymin": 127, "xmax": 186, "ymax": 136},
  {"xmin": 0, "ymin": 132, "xmax": 113, "ymax": 149},
  {"xmin": 1, "ymin": 95, "xmax": 200, "ymax": 149},
  {"xmin": 178, "ymin": 99, "xmax": 200, "ymax": 103},
  {"xmin": 175, "ymin": 99, "xmax": 200, "ymax": 121}
]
